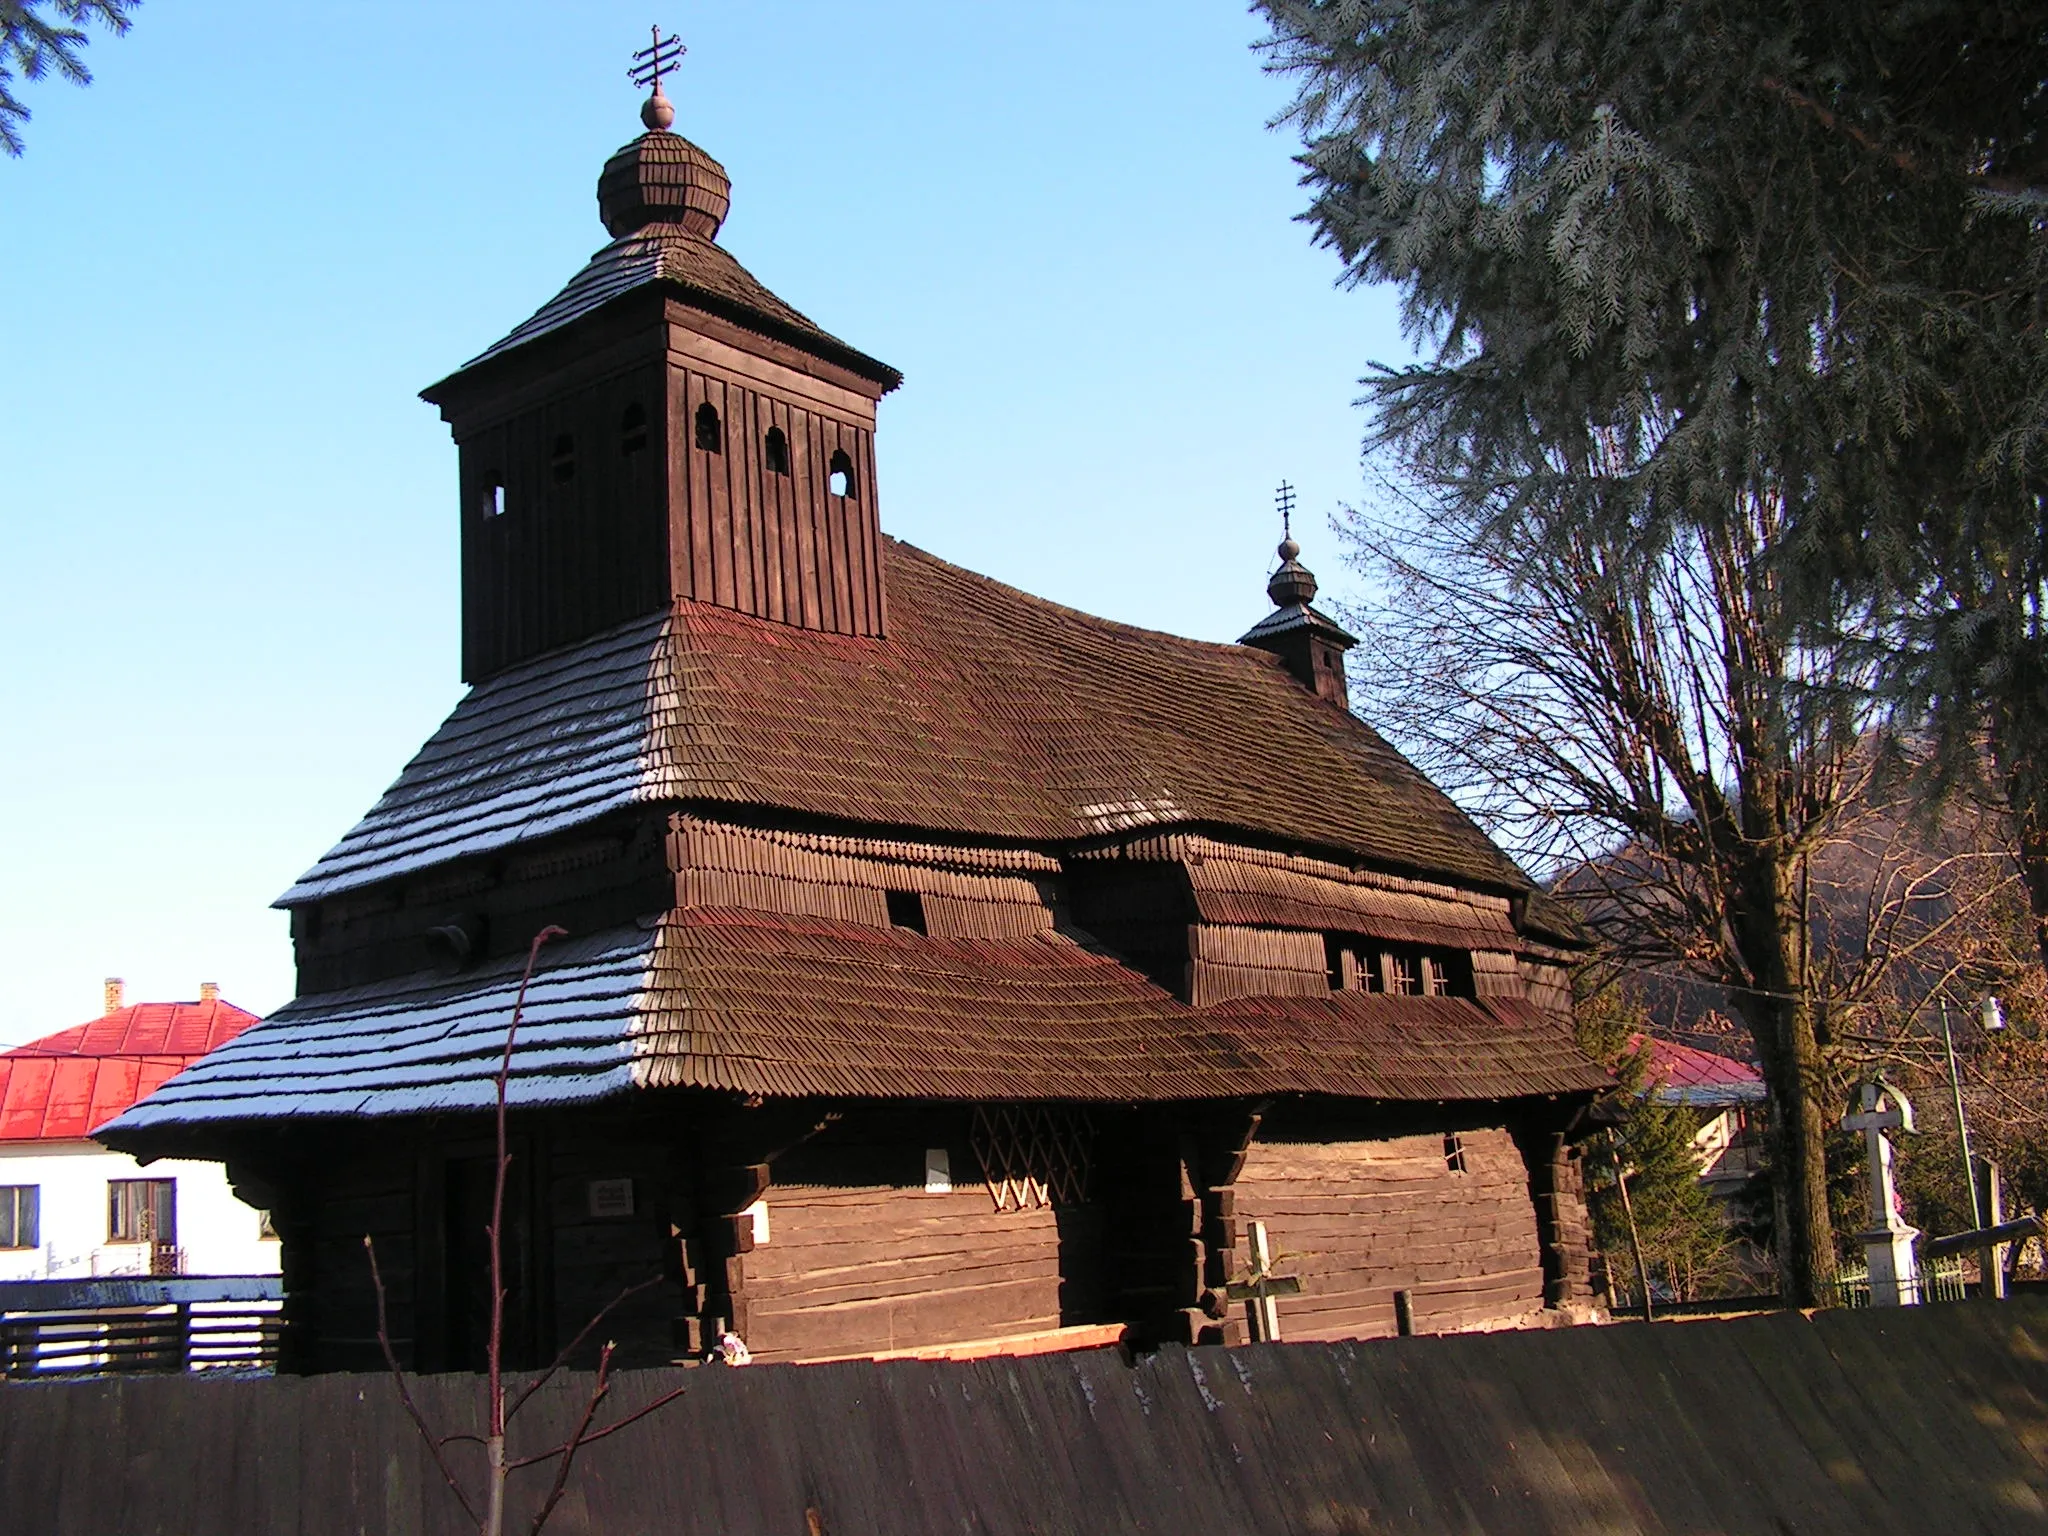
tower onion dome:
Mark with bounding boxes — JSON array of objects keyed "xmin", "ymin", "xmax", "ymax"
[
  {"xmin": 1267, "ymin": 536, "xmax": 1319, "ymax": 609},
  {"xmin": 597, "ymin": 113, "xmax": 732, "ymax": 239}
]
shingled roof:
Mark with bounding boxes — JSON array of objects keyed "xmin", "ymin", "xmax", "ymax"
[
  {"xmin": 0, "ymin": 998, "xmax": 260, "ymax": 1141},
  {"xmin": 281, "ymin": 538, "xmax": 1533, "ymax": 906},
  {"xmin": 102, "ymin": 911, "xmax": 1606, "ymax": 1141},
  {"xmin": 452, "ymin": 227, "xmax": 901, "ymax": 389}
]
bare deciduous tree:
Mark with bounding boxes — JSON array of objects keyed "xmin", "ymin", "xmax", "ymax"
[
  {"xmin": 1342, "ymin": 475, "xmax": 1870, "ymax": 1305},
  {"xmin": 366, "ymin": 926, "xmax": 685, "ymax": 1536}
]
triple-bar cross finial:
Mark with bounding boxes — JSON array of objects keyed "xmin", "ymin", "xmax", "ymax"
[{"xmin": 630, "ymin": 24, "xmax": 687, "ymax": 95}]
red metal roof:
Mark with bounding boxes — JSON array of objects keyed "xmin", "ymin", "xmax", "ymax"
[
  {"xmin": 1629, "ymin": 1033, "xmax": 1765, "ymax": 1105},
  {"xmin": 0, "ymin": 999, "xmax": 261, "ymax": 1141}
]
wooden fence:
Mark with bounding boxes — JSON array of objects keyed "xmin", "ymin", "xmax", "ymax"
[
  {"xmin": 0, "ymin": 1276, "xmax": 282, "ymax": 1378},
  {"xmin": 5, "ymin": 1300, "xmax": 2048, "ymax": 1533}
]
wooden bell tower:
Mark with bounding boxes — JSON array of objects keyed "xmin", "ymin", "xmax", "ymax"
[{"xmin": 420, "ymin": 50, "xmax": 902, "ymax": 683}]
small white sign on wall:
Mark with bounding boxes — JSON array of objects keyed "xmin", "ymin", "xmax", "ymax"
[
  {"xmin": 587, "ymin": 1178, "xmax": 635, "ymax": 1219},
  {"xmin": 925, "ymin": 1148, "xmax": 952, "ymax": 1194},
  {"xmin": 744, "ymin": 1197, "xmax": 771, "ymax": 1245}
]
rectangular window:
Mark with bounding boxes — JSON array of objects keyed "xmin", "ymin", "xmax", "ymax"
[
  {"xmin": 108, "ymin": 1179, "xmax": 176, "ymax": 1245},
  {"xmin": 1422, "ymin": 956, "xmax": 1451, "ymax": 996},
  {"xmin": 0, "ymin": 1185, "xmax": 38, "ymax": 1248},
  {"xmin": 1386, "ymin": 952, "xmax": 1422, "ymax": 996},
  {"xmin": 884, "ymin": 889, "xmax": 927, "ymax": 934},
  {"xmin": 1443, "ymin": 1133, "xmax": 1467, "ymax": 1173}
]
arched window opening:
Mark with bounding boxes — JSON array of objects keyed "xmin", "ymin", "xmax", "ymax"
[
  {"xmin": 764, "ymin": 425, "xmax": 790, "ymax": 476},
  {"xmin": 479, "ymin": 479, "xmax": 506, "ymax": 519},
  {"xmin": 694, "ymin": 401, "xmax": 723, "ymax": 453},
  {"xmin": 828, "ymin": 447, "xmax": 855, "ymax": 499},
  {"xmin": 550, "ymin": 434, "xmax": 576, "ymax": 484},
  {"xmin": 619, "ymin": 403, "xmax": 648, "ymax": 456}
]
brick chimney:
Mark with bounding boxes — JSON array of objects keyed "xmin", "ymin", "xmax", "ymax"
[
  {"xmin": 199, "ymin": 981, "xmax": 220, "ymax": 1004},
  {"xmin": 104, "ymin": 977, "xmax": 126, "ymax": 1015}
]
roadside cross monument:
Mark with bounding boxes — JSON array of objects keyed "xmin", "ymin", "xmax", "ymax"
[{"xmin": 1842, "ymin": 1078, "xmax": 1920, "ymax": 1306}]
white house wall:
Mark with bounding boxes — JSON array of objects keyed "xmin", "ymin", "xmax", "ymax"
[{"xmin": 0, "ymin": 1141, "xmax": 280, "ymax": 1281}]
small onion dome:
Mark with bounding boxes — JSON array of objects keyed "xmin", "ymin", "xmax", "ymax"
[
  {"xmin": 1267, "ymin": 538, "xmax": 1319, "ymax": 608},
  {"xmin": 598, "ymin": 128, "xmax": 732, "ymax": 240}
]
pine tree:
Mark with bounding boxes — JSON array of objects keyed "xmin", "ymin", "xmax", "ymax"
[
  {"xmin": 1256, "ymin": 0, "xmax": 2046, "ymax": 1306},
  {"xmin": 1575, "ymin": 987, "xmax": 1737, "ymax": 1307},
  {"xmin": 1, "ymin": 1, "xmax": 140, "ymax": 157}
]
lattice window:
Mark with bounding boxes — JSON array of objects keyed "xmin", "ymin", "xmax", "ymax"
[{"xmin": 972, "ymin": 1105, "xmax": 1093, "ymax": 1211}]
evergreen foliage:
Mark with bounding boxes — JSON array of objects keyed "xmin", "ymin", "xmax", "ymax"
[
  {"xmin": 1, "ymin": 0, "xmax": 139, "ymax": 157},
  {"xmin": 1257, "ymin": 0, "xmax": 2047, "ymax": 1306},
  {"xmin": 1574, "ymin": 986, "xmax": 1737, "ymax": 1305}
]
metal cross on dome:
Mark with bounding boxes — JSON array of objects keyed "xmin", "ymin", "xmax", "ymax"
[
  {"xmin": 630, "ymin": 25, "xmax": 687, "ymax": 94},
  {"xmin": 1275, "ymin": 481, "xmax": 1297, "ymax": 542}
]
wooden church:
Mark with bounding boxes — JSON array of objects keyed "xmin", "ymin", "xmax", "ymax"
[{"xmin": 103, "ymin": 65, "xmax": 1609, "ymax": 1372}]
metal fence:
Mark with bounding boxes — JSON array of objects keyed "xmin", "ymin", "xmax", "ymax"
[
  {"xmin": 0, "ymin": 1276, "xmax": 282, "ymax": 1379},
  {"xmin": 1835, "ymin": 1254, "xmax": 1968, "ymax": 1308}
]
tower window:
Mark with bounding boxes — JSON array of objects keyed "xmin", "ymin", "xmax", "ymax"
[
  {"xmin": 1443, "ymin": 1134, "xmax": 1467, "ymax": 1173},
  {"xmin": 480, "ymin": 479, "xmax": 506, "ymax": 519},
  {"xmin": 550, "ymin": 434, "xmax": 576, "ymax": 484},
  {"xmin": 764, "ymin": 425, "xmax": 790, "ymax": 475},
  {"xmin": 1387, "ymin": 952, "xmax": 1422, "ymax": 996},
  {"xmin": 828, "ymin": 448, "xmax": 855, "ymax": 499},
  {"xmin": 620, "ymin": 403, "xmax": 648, "ymax": 455},
  {"xmin": 695, "ymin": 401, "xmax": 723, "ymax": 453},
  {"xmin": 885, "ymin": 890, "xmax": 926, "ymax": 934}
]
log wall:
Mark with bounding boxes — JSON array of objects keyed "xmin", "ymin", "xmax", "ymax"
[
  {"xmin": 739, "ymin": 1183, "xmax": 1063, "ymax": 1364},
  {"xmin": 1232, "ymin": 1128, "xmax": 1545, "ymax": 1341}
]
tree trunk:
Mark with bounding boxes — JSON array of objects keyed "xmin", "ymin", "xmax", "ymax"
[
  {"xmin": 1987, "ymin": 619, "xmax": 2048, "ymax": 978},
  {"xmin": 1727, "ymin": 850, "xmax": 1837, "ymax": 1308},
  {"xmin": 1997, "ymin": 754, "xmax": 2048, "ymax": 979}
]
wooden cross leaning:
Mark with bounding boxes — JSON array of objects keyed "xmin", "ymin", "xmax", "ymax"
[{"xmin": 1225, "ymin": 1219, "xmax": 1303, "ymax": 1341}]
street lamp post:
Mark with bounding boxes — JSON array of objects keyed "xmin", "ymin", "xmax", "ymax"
[
  {"xmin": 1937, "ymin": 993, "xmax": 2011, "ymax": 1298},
  {"xmin": 1938, "ymin": 997, "xmax": 1984, "ymax": 1232}
]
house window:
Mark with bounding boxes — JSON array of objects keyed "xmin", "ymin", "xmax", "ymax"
[
  {"xmin": 1443, "ymin": 1133, "xmax": 1467, "ymax": 1173},
  {"xmin": 885, "ymin": 889, "xmax": 927, "ymax": 934},
  {"xmin": 0, "ymin": 1186, "xmax": 38, "ymax": 1249},
  {"xmin": 108, "ymin": 1179, "xmax": 176, "ymax": 1245},
  {"xmin": 550, "ymin": 433, "xmax": 576, "ymax": 484},
  {"xmin": 480, "ymin": 479, "xmax": 506, "ymax": 519},
  {"xmin": 764, "ymin": 425, "xmax": 790, "ymax": 475},
  {"xmin": 828, "ymin": 448, "xmax": 855, "ymax": 498},
  {"xmin": 620, "ymin": 403, "xmax": 648, "ymax": 455},
  {"xmin": 695, "ymin": 401, "xmax": 723, "ymax": 452}
]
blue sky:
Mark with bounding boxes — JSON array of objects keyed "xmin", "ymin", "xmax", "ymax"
[{"xmin": 0, "ymin": 1, "xmax": 1411, "ymax": 1043}]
